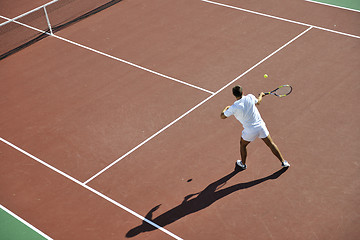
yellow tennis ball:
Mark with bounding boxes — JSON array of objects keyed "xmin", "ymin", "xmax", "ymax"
[{"xmin": 264, "ymin": 74, "xmax": 268, "ymax": 78}]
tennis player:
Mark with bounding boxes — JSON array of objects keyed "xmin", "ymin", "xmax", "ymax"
[{"xmin": 220, "ymin": 85, "xmax": 290, "ymax": 170}]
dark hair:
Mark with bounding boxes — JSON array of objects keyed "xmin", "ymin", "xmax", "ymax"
[{"xmin": 232, "ymin": 85, "xmax": 243, "ymax": 98}]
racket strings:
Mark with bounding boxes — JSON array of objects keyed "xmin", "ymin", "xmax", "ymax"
[{"xmin": 275, "ymin": 85, "xmax": 292, "ymax": 96}]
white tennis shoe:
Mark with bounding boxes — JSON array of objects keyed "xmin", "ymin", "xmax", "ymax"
[
  {"xmin": 281, "ymin": 160, "xmax": 290, "ymax": 168},
  {"xmin": 236, "ymin": 160, "xmax": 247, "ymax": 170}
]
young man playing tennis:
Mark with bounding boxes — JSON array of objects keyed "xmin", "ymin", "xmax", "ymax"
[{"xmin": 221, "ymin": 85, "xmax": 290, "ymax": 170}]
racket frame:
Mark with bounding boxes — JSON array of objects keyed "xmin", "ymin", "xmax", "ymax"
[{"xmin": 264, "ymin": 84, "xmax": 292, "ymax": 97}]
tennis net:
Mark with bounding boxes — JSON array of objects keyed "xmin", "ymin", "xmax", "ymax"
[{"xmin": 0, "ymin": 0, "xmax": 123, "ymax": 60}]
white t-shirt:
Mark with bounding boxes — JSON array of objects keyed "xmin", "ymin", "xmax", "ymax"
[{"xmin": 224, "ymin": 94, "xmax": 265, "ymax": 129}]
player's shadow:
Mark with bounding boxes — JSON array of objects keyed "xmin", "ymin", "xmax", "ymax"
[{"xmin": 126, "ymin": 166, "xmax": 288, "ymax": 238}]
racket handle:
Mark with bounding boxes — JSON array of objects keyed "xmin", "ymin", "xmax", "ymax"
[{"xmin": 264, "ymin": 92, "xmax": 270, "ymax": 95}]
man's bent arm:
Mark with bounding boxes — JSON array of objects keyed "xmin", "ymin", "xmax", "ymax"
[
  {"xmin": 221, "ymin": 106, "xmax": 230, "ymax": 119},
  {"xmin": 256, "ymin": 92, "xmax": 265, "ymax": 105}
]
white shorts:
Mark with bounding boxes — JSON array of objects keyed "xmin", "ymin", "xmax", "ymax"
[{"xmin": 242, "ymin": 125, "xmax": 269, "ymax": 142}]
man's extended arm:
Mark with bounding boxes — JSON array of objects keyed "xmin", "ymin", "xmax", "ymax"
[{"xmin": 256, "ymin": 92, "xmax": 265, "ymax": 105}]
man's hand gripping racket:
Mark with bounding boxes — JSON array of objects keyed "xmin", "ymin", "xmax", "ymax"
[{"xmin": 264, "ymin": 84, "xmax": 292, "ymax": 98}]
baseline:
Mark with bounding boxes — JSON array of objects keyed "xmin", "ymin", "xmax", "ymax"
[
  {"xmin": 201, "ymin": 0, "xmax": 360, "ymax": 39},
  {"xmin": 305, "ymin": 0, "xmax": 360, "ymax": 12}
]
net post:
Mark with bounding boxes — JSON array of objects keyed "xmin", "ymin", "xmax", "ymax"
[{"xmin": 43, "ymin": 6, "xmax": 53, "ymax": 35}]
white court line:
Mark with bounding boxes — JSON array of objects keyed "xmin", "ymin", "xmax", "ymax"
[
  {"xmin": 0, "ymin": 15, "xmax": 214, "ymax": 95},
  {"xmin": 304, "ymin": 0, "xmax": 360, "ymax": 13},
  {"xmin": 85, "ymin": 26, "xmax": 313, "ymax": 184},
  {"xmin": 0, "ymin": 137, "xmax": 183, "ymax": 240},
  {"xmin": 201, "ymin": 0, "xmax": 360, "ymax": 39},
  {"xmin": 0, "ymin": 204, "xmax": 53, "ymax": 240}
]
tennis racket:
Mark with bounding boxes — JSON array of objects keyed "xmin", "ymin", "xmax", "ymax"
[{"xmin": 264, "ymin": 85, "xmax": 292, "ymax": 97}]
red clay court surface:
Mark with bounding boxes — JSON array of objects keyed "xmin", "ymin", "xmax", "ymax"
[{"xmin": 1, "ymin": 0, "xmax": 359, "ymax": 239}]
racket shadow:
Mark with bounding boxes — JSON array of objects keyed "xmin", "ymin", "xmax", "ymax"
[{"xmin": 125, "ymin": 167, "xmax": 288, "ymax": 238}]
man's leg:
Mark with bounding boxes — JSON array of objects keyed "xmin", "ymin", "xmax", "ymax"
[
  {"xmin": 240, "ymin": 138, "xmax": 251, "ymax": 165},
  {"xmin": 261, "ymin": 134, "xmax": 285, "ymax": 163}
]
